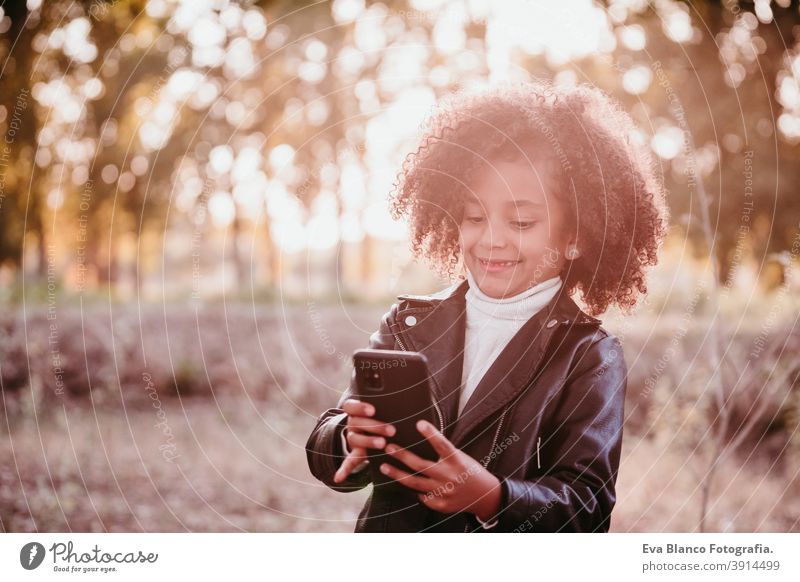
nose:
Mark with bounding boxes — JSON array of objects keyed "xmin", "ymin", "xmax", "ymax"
[{"xmin": 479, "ymin": 218, "xmax": 508, "ymax": 250}]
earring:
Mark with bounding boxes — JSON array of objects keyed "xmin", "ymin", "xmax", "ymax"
[{"xmin": 566, "ymin": 246, "xmax": 579, "ymax": 260}]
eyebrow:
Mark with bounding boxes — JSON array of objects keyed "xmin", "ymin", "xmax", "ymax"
[
  {"xmin": 507, "ymin": 200, "xmax": 544, "ymax": 207},
  {"xmin": 464, "ymin": 199, "xmax": 545, "ymax": 208}
]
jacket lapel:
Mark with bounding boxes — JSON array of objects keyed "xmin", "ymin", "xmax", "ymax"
[
  {"xmin": 393, "ymin": 280, "xmax": 469, "ymax": 439},
  {"xmin": 447, "ymin": 298, "xmax": 560, "ymax": 447}
]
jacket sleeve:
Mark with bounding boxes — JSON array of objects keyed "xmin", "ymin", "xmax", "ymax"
[
  {"xmin": 305, "ymin": 303, "xmax": 399, "ymax": 492},
  {"xmin": 493, "ymin": 334, "xmax": 627, "ymax": 532}
]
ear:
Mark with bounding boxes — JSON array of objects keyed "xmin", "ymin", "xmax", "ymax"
[{"xmin": 565, "ymin": 237, "xmax": 580, "ymax": 260}]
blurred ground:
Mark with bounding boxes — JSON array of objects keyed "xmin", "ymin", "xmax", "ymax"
[
  {"xmin": 1, "ymin": 302, "xmax": 798, "ymax": 532},
  {"xmin": 0, "ymin": 397, "xmax": 370, "ymax": 532}
]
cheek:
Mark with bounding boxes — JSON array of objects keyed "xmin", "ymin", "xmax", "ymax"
[
  {"xmin": 458, "ymin": 223, "xmax": 478, "ymax": 247},
  {"xmin": 532, "ymin": 222, "xmax": 559, "ymax": 243},
  {"xmin": 518, "ymin": 228, "xmax": 555, "ymax": 256}
]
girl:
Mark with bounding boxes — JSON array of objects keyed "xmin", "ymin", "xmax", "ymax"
[{"xmin": 306, "ymin": 80, "xmax": 668, "ymax": 532}]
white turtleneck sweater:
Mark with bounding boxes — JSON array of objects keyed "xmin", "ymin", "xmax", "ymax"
[{"xmin": 458, "ymin": 270, "xmax": 563, "ymax": 417}]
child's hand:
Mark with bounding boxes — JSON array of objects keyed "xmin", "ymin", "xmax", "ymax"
[
  {"xmin": 333, "ymin": 398, "xmax": 396, "ymax": 483},
  {"xmin": 379, "ymin": 420, "xmax": 502, "ymax": 522}
]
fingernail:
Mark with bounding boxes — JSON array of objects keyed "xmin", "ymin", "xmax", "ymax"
[
  {"xmin": 385, "ymin": 444, "xmax": 396, "ymax": 453},
  {"xmin": 375, "ymin": 438, "xmax": 385, "ymax": 447},
  {"xmin": 380, "ymin": 464, "xmax": 389, "ymax": 474},
  {"xmin": 417, "ymin": 420, "xmax": 428, "ymax": 432},
  {"xmin": 387, "ymin": 425, "xmax": 396, "ymax": 436}
]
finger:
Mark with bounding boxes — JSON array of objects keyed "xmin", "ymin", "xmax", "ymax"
[
  {"xmin": 336, "ymin": 445, "xmax": 367, "ymax": 478},
  {"xmin": 349, "ymin": 416, "xmax": 396, "ymax": 437},
  {"xmin": 347, "ymin": 430, "xmax": 387, "ymax": 450},
  {"xmin": 379, "ymin": 462, "xmax": 437, "ymax": 493},
  {"xmin": 342, "ymin": 399, "xmax": 374, "ymax": 417},
  {"xmin": 334, "ymin": 447, "xmax": 368, "ymax": 483},
  {"xmin": 417, "ymin": 419, "xmax": 457, "ymax": 460},
  {"xmin": 384, "ymin": 443, "xmax": 438, "ymax": 476},
  {"xmin": 418, "ymin": 492, "xmax": 451, "ymax": 513}
]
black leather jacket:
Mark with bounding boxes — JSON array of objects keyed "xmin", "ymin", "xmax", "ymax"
[{"xmin": 305, "ymin": 278, "xmax": 628, "ymax": 532}]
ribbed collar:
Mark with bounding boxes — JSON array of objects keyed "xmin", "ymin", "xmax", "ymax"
[{"xmin": 465, "ymin": 269, "xmax": 563, "ymax": 321}]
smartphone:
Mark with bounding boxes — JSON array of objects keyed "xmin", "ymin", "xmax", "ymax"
[{"xmin": 352, "ymin": 349, "xmax": 440, "ymax": 488}]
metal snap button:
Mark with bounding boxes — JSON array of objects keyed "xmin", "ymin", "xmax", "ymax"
[
  {"xmin": 546, "ymin": 318, "xmax": 558, "ymax": 328},
  {"xmin": 405, "ymin": 315, "xmax": 417, "ymax": 326}
]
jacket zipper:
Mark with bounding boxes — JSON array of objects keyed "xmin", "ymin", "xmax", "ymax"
[
  {"xmin": 482, "ymin": 406, "xmax": 509, "ymax": 469},
  {"xmin": 391, "ymin": 328, "xmax": 445, "ymax": 435},
  {"xmin": 465, "ymin": 405, "xmax": 510, "ymax": 532}
]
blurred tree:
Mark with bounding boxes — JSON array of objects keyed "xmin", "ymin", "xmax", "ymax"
[
  {"xmin": 603, "ymin": 0, "xmax": 800, "ymax": 284},
  {"xmin": 1, "ymin": 0, "xmax": 799, "ymax": 296},
  {"xmin": 0, "ymin": 0, "xmax": 49, "ymax": 276}
]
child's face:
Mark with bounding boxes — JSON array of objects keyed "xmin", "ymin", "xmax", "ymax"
[{"xmin": 458, "ymin": 158, "xmax": 574, "ymax": 299}]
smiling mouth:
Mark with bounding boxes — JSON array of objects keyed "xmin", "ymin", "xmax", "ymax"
[{"xmin": 477, "ymin": 257, "xmax": 521, "ymax": 268}]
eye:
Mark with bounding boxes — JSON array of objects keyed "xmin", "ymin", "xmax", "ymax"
[
  {"xmin": 511, "ymin": 221, "xmax": 537, "ymax": 230},
  {"xmin": 464, "ymin": 216, "xmax": 484, "ymax": 224}
]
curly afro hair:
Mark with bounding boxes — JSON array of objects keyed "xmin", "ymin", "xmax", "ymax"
[{"xmin": 388, "ymin": 80, "xmax": 670, "ymax": 316}]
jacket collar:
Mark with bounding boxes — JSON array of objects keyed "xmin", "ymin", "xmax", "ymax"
[
  {"xmin": 392, "ymin": 278, "xmax": 601, "ymax": 446},
  {"xmin": 396, "ymin": 278, "xmax": 602, "ymax": 326}
]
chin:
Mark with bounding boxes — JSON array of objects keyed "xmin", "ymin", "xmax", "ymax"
[{"xmin": 483, "ymin": 281, "xmax": 519, "ymax": 296}]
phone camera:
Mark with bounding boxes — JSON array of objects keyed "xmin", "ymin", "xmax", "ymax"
[{"xmin": 364, "ymin": 369, "xmax": 383, "ymax": 392}]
